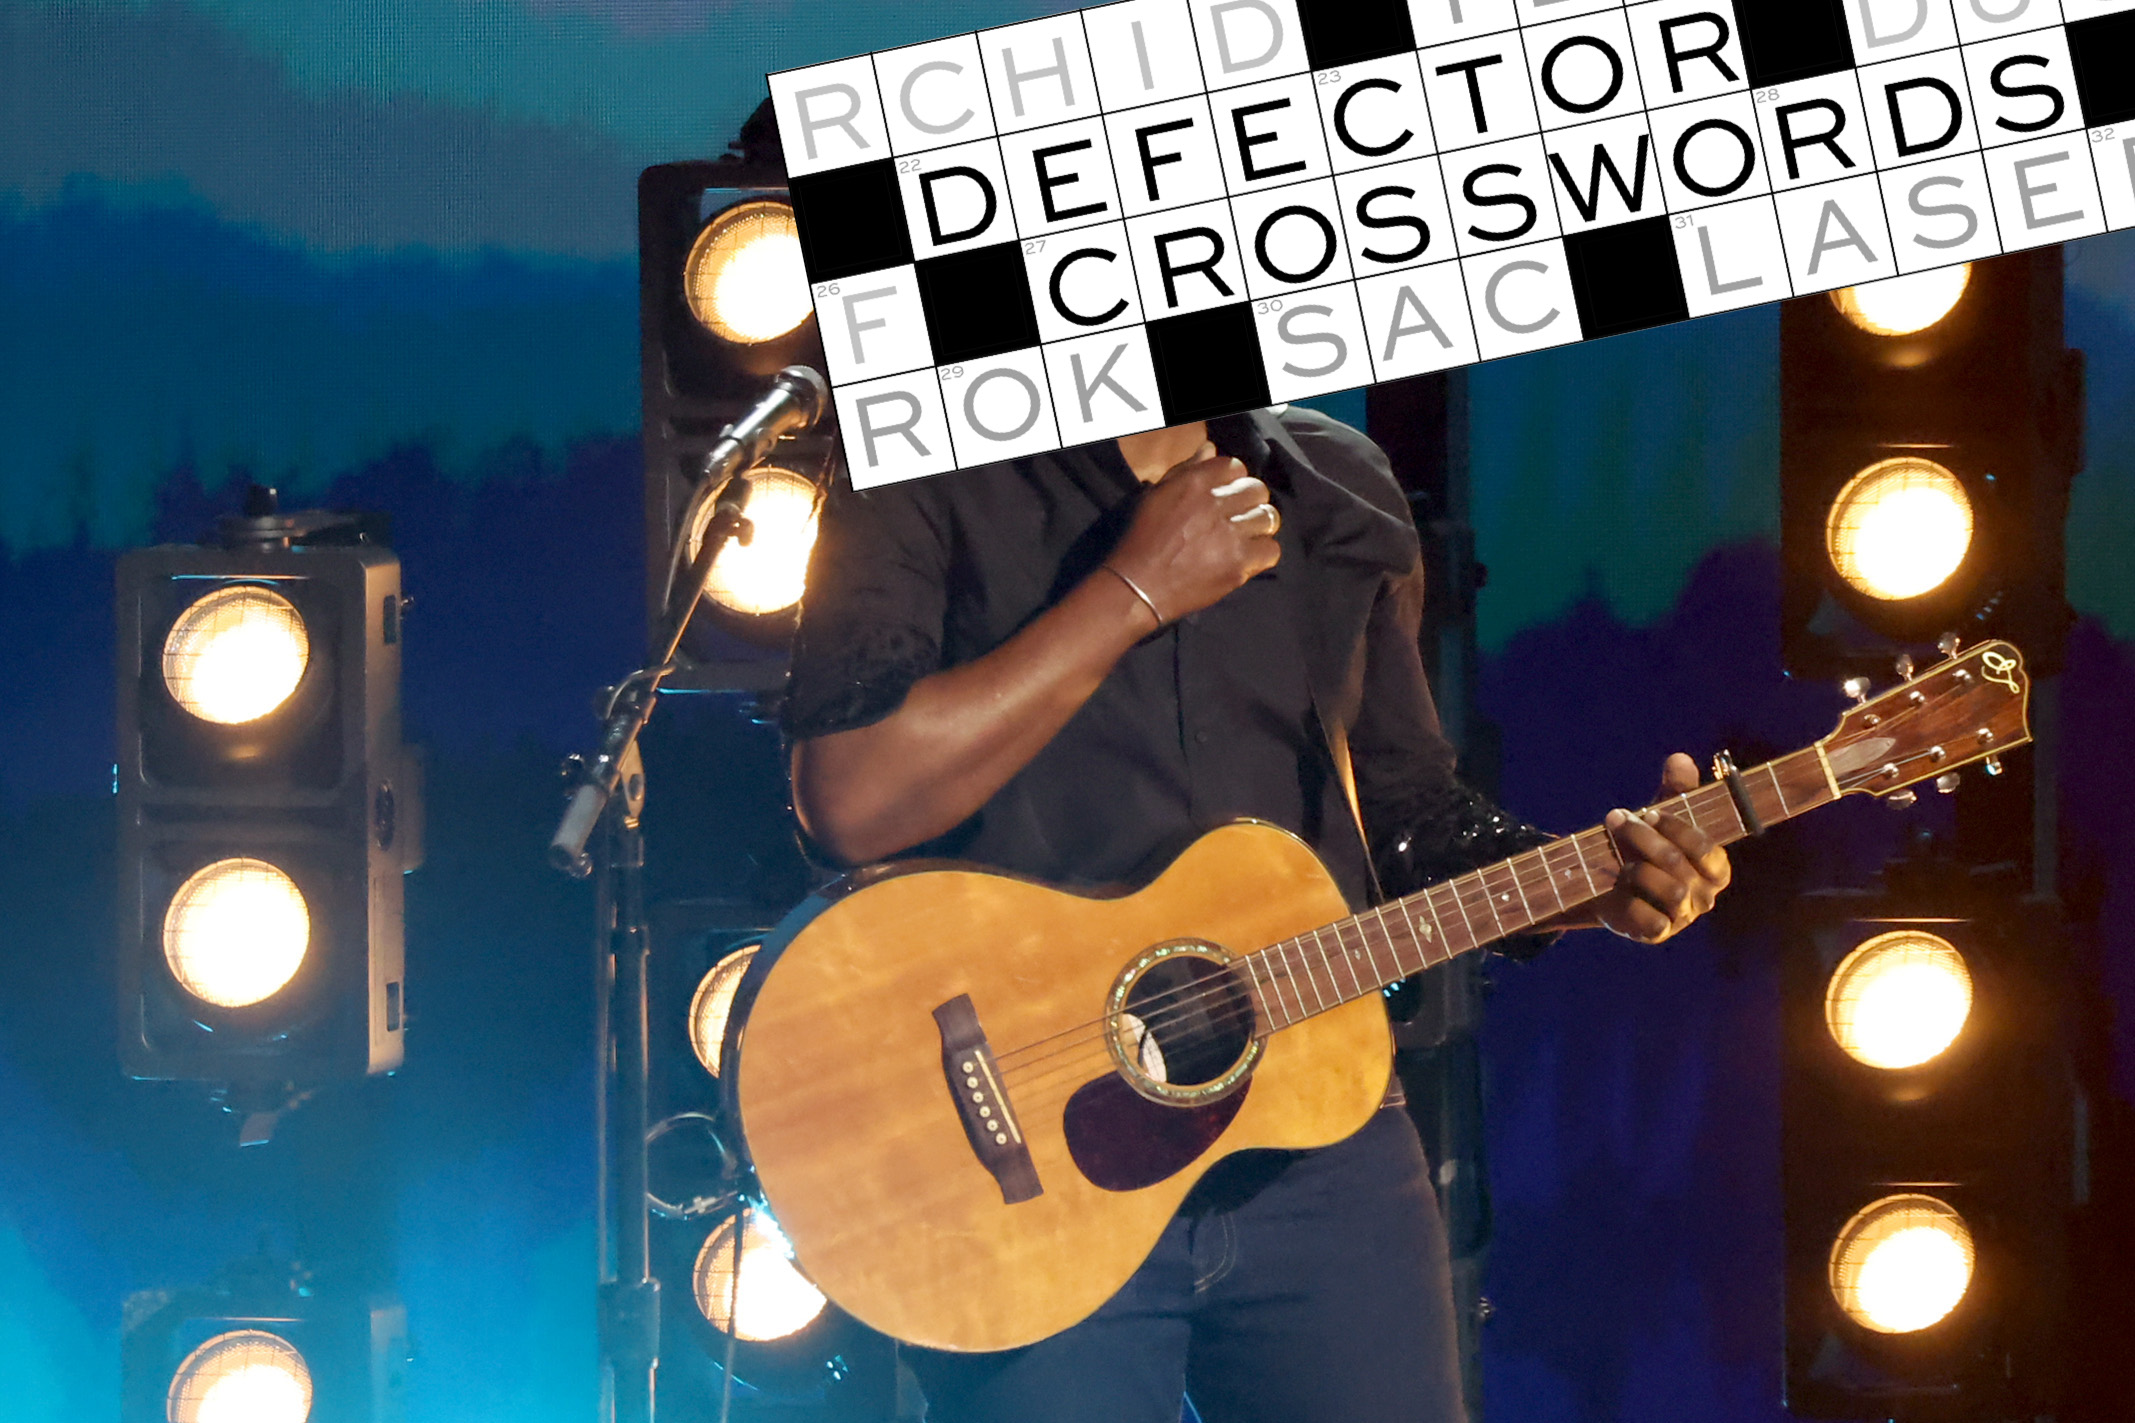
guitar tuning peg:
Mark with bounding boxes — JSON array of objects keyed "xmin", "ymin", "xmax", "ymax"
[
  {"xmin": 1935, "ymin": 771, "xmax": 1961, "ymax": 794},
  {"xmin": 1937, "ymin": 631, "xmax": 1961, "ymax": 659},
  {"xmin": 1843, "ymin": 677, "xmax": 1871, "ymax": 704},
  {"xmin": 1983, "ymin": 755, "xmax": 2003, "ymax": 777},
  {"xmin": 1887, "ymin": 789, "xmax": 1918, "ymax": 808},
  {"xmin": 1894, "ymin": 652, "xmax": 1914, "ymax": 679}
]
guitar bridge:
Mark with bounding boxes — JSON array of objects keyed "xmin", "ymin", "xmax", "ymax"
[{"xmin": 933, "ymin": 994, "xmax": 1043, "ymax": 1205}]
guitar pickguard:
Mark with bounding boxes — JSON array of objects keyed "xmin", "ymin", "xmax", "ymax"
[{"xmin": 1062, "ymin": 1071, "xmax": 1249, "ymax": 1192}]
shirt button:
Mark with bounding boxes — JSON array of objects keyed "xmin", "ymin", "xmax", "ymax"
[{"xmin": 1194, "ymin": 731, "xmax": 1209, "ymax": 745}]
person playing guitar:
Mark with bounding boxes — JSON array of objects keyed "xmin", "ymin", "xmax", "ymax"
[{"xmin": 775, "ymin": 408, "xmax": 1732, "ymax": 1423}]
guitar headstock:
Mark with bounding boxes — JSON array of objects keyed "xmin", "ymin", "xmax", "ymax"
[{"xmin": 1820, "ymin": 642, "xmax": 2032, "ymax": 798}]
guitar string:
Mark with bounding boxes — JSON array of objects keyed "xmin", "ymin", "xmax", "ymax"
[
  {"xmin": 989, "ymin": 822, "xmax": 1644, "ymax": 1090},
  {"xmin": 994, "ymin": 761, "xmax": 1808, "ymax": 1094},
  {"xmin": 988, "ymin": 813, "xmax": 1675, "ymax": 1087},
  {"xmin": 994, "ymin": 694, "xmax": 1975, "ymax": 1106}
]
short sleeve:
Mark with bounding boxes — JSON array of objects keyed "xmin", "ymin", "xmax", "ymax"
[{"xmin": 778, "ymin": 472, "xmax": 953, "ymax": 741}]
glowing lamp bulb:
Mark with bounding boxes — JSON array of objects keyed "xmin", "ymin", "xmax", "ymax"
[
  {"xmin": 1829, "ymin": 1195, "xmax": 1975, "ymax": 1334},
  {"xmin": 693, "ymin": 467, "xmax": 822, "ymax": 617},
  {"xmin": 162, "ymin": 858, "xmax": 311, "ymax": 1009},
  {"xmin": 1832, "ymin": 265, "xmax": 1972, "ymax": 336},
  {"xmin": 684, "ymin": 201, "xmax": 811, "ymax": 346},
  {"xmin": 167, "ymin": 1329, "xmax": 314, "ymax": 1423},
  {"xmin": 693, "ymin": 1208, "xmax": 827, "ymax": 1342},
  {"xmin": 162, "ymin": 585, "xmax": 311, "ymax": 724},
  {"xmin": 689, "ymin": 945, "xmax": 758, "ymax": 1078},
  {"xmin": 1824, "ymin": 457, "xmax": 1974, "ymax": 602},
  {"xmin": 1826, "ymin": 930, "xmax": 1973, "ymax": 1069}
]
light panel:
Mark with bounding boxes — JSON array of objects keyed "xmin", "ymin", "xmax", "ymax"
[
  {"xmin": 688, "ymin": 945, "xmax": 758, "ymax": 1078},
  {"xmin": 693, "ymin": 1207, "xmax": 827, "ymax": 1343},
  {"xmin": 1829, "ymin": 1194, "xmax": 1976, "ymax": 1335},
  {"xmin": 694, "ymin": 467, "xmax": 822, "ymax": 618},
  {"xmin": 166, "ymin": 1329, "xmax": 313, "ymax": 1423},
  {"xmin": 1825, "ymin": 457, "xmax": 1974, "ymax": 602},
  {"xmin": 1831, "ymin": 265, "xmax": 1973, "ymax": 338},
  {"xmin": 1826, "ymin": 930, "xmax": 1973, "ymax": 1070},
  {"xmin": 162, "ymin": 585, "xmax": 310, "ymax": 725},
  {"xmin": 684, "ymin": 201, "xmax": 811, "ymax": 346},
  {"xmin": 162, "ymin": 859, "xmax": 311, "ymax": 1010}
]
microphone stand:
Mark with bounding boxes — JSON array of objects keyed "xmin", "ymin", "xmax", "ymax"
[{"xmin": 553, "ymin": 463, "xmax": 758, "ymax": 1423}]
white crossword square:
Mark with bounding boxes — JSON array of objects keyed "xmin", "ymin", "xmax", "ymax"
[
  {"xmin": 1880, "ymin": 151, "xmax": 2005, "ymax": 271},
  {"xmin": 836, "ymin": 371, "xmax": 958, "ymax": 488},
  {"xmin": 1042, "ymin": 326, "xmax": 1165, "ymax": 443},
  {"xmin": 1336, "ymin": 155, "xmax": 1458, "ymax": 273},
  {"xmin": 1671, "ymin": 195, "xmax": 1791, "ymax": 317},
  {"xmin": 1775, "ymin": 173, "xmax": 1897, "ymax": 294},
  {"xmin": 1985, "ymin": 132, "xmax": 2107, "ymax": 248},
  {"xmin": 1356, "ymin": 260, "xmax": 1481, "ymax": 379},
  {"xmin": 1463, "ymin": 241, "xmax": 1581, "ymax": 360},
  {"xmin": 1255, "ymin": 282, "xmax": 1374, "ymax": 401}
]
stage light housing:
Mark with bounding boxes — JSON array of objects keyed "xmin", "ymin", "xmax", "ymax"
[
  {"xmin": 1781, "ymin": 248, "xmax": 2080, "ymax": 679},
  {"xmin": 1832, "ymin": 266, "xmax": 1972, "ymax": 338},
  {"xmin": 1828, "ymin": 1194, "xmax": 1976, "ymax": 1335},
  {"xmin": 166, "ymin": 1329, "xmax": 313, "ymax": 1423},
  {"xmin": 124, "ymin": 1271, "xmax": 407, "ymax": 1423},
  {"xmin": 692, "ymin": 1206, "xmax": 828, "ymax": 1343},
  {"xmin": 1826, "ymin": 931, "xmax": 1973, "ymax": 1071},
  {"xmin": 685, "ymin": 200, "xmax": 810, "ymax": 347},
  {"xmin": 687, "ymin": 944, "xmax": 757, "ymax": 1078},
  {"xmin": 162, "ymin": 858, "xmax": 312, "ymax": 1010},
  {"xmin": 118, "ymin": 524, "xmax": 420, "ymax": 1092},
  {"xmin": 641, "ymin": 130, "xmax": 841, "ymax": 691},
  {"xmin": 162, "ymin": 585, "xmax": 312, "ymax": 725},
  {"xmin": 1823, "ymin": 458, "xmax": 1974, "ymax": 604}
]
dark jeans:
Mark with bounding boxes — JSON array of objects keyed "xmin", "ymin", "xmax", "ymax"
[{"xmin": 906, "ymin": 1106, "xmax": 1468, "ymax": 1423}]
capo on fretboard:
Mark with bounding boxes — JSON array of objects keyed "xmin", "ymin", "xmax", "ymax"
[{"xmin": 1713, "ymin": 750, "xmax": 1764, "ymax": 836}]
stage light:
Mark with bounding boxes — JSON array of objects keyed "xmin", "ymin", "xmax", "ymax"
[
  {"xmin": 694, "ymin": 467, "xmax": 822, "ymax": 618},
  {"xmin": 685, "ymin": 200, "xmax": 810, "ymax": 346},
  {"xmin": 687, "ymin": 944, "xmax": 757, "ymax": 1078},
  {"xmin": 118, "ymin": 502, "xmax": 419, "ymax": 1102},
  {"xmin": 1825, "ymin": 930, "xmax": 1973, "ymax": 1071},
  {"xmin": 1829, "ymin": 1194, "xmax": 1975, "ymax": 1335},
  {"xmin": 162, "ymin": 858, "xmax": 310, "ymax": 1010},
  {"xmin": 165, "ymin": 1329, "xmax": 313, "ymax": 1423},
  {"xmin": 692, "ymin": 1206, "xmax": 827, "ymax": 1343},
  {"xmin": 1823, "ymin": 457, "xmax": 1973, "ymax": 603},
  {"xmin": 161, "ymin": 585, "xmax": 311, "ymax": 725},
  {"xmin": 1832, "ymin": 266, "xmax": 1972, "ymax": 338}
]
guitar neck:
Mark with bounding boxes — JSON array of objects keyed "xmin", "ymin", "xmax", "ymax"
[{"xmin": 1239, "ymin": 746, "xmax": 1840, "ymax": 1033}]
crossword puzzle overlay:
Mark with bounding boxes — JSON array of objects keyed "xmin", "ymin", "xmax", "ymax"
[{"xmin": 768, "ymin": 0, "xmax": 2135, "ymax": 486}]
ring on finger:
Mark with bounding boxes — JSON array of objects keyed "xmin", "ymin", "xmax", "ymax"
[{"xmin": 1231, "ymin": 501, "xmax": 1280, "ymax": 536}]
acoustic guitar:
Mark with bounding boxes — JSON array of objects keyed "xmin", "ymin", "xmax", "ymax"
[{"xmin": 725, "ymin": 640, "xmax": 2033, "ymax": 1353}]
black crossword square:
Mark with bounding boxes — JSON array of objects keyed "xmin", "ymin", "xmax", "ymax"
[
  {"xmin": 2069, "ymin": 12, "xmax": 2135, "ymax": 128},
  {"xmin": 1565, "ymin": 217, "xmax": 1689, "ymax": 341},
  {"xmin": 1733, "ymin": 0, "xmax": 1855, "ymax": 88},
  {"xmin": 1146, "ymin": 304, "xmax": 1269, "ymax": 426},
  {"xmin": 1297, "ymin": 0, "xmax": 1416, "ymax": 71},
  {"xmin": 789, "ymin": 160, "xmax": 913, "ymax": 282},
  {"xmin": 915, "ymin": 243, "xmax": 1041, "ymax": 365}
]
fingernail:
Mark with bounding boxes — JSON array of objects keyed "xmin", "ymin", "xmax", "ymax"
[{"xmin": 1605, "ymin": 809, "xmax": 1627, "ymax": 829}]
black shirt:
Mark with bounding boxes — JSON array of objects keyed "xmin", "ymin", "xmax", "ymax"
[{"xmin": 780, "ymin": 406, "xmax": 1544, "ymax": 922}]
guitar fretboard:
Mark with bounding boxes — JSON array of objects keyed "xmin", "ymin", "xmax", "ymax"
[{"xmin": 1237, "ymin": 748, "xmax": 1837, "ymax": 1032}]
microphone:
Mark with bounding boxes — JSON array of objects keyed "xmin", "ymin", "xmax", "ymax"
[{"xmin": 699, "ymin": 365, "xmax": 828, "ymax": 490}]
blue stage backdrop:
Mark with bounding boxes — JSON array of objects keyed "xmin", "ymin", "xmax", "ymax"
[{"xmin": 3, "ymin": 4, "xmax": 2134, "ymax": 1421}]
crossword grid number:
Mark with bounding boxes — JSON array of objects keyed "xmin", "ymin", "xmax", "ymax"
[{"xmin": 769, "ymin": 0, "xmax": 2135, "ymax": 487}]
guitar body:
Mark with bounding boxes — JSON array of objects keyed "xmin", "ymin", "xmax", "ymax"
[{"xmin": 731, "ymin": 821, "xmax": 1393, "ymax": 1353}]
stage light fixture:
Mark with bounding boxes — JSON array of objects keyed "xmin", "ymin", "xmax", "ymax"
[
  {"xmin": 165, "ymin": 1329, "xmax": 313, "ymax": 1423},
  {"xmin": 118, "ymin": 500, "xmax": 420, "ymax": 1110},
  {"xmin": 1823, "ymin": 458, "xmax": 1974, "ymax": 603},
  {"xmin": 1781, "ymin": 248, "xmax": 2081, "ymax": 677},
  {"xmin": 687, "ymin": 943, "xmax": 757, "ymax": 1078},
  {"xmin": 162, "ymin": 585, "xmax": 312, "ymax": 725},
  {"xmin": 685, "ymin": 200, "xmax": 810, "ymax": 347},
  {"xmin": 692, "ymin": 1206, "xmax": 828, "ymax": 1343},
  {"xmin": 1832, "ymin": 266, "xmax": 1972, "ymax": 338},
  {"xmin": 1828, "ymin": 1194, "xmax": 1976, "ymax": 1336},
  {"xmin": 1825, "ymin": 931, "xmax": 1973, "ymax": 1072},
  {"xmin": 162, "ymin": 858, "xmax": 311, "ymax": 1010},
  {"xmin": 692, "ymin": 467, "xmax": 822, "ymax": 619}
]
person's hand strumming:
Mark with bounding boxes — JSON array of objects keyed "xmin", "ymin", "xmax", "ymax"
[{"xmin": 1101, "ymin": 442, "xmax": 1281, "ymax": 628}]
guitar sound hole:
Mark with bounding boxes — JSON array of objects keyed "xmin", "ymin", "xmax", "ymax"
[{"xmin": 1118, "ymin": 954, "xmax": 1256, "ymax": 1092}]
